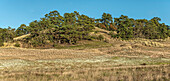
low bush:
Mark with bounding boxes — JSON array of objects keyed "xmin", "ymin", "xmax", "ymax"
[
  {"xmin": 97, "ymin": 35, "xmax": 104, "ymax": 41},
  {"xmin": 0, "ymin": 42, "xmax": 4, "ymax": 47},
  {"xmin": 14, "ymin": 43, "xmax": 20, "ymax": 47}
]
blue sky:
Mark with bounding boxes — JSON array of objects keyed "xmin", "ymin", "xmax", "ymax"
[{"xmin": 0, "ymin": 0, "xmax": 169, "ymax": 28}]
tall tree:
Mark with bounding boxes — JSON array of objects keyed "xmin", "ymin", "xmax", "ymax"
[
  {"xmin": 114, "ymin": 15, "xmax": 134, "ymax": 40},
  {"xmin": 101, "ymin": 13, "xmax": 113, "ymax": 29}
]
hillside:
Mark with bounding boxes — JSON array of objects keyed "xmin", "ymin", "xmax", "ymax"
[
  {"xmin": 0, "ymin": 10, "xmax": 170, "ymax": 49},
  {"xmin": 0, "ymin": 36, "xmax": 170, "ymax": 80}
]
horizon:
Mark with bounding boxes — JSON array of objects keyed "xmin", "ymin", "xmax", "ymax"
[{"xmin": 0, "ymin": 0, "xmax": 170, "ymax": 28}]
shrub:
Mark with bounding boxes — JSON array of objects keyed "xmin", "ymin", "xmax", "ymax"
[
  {"xmin": 53, "ymin": 44, "xmax": 58, "ymax": 48},
  {"xmin": 14, "ymin": 43, "xmax": 20, "ymax": 47},
  {"xmin": 94, "ymin": 31, "xmax": 99, "ymax": 34},
  {"xmin": 0, "ymin": 42, "xmax": 4, "ymax": 47},
  {"xmin": 98, "ymin": 35, "xmax": 104, "ymax": 41},
  {"xmin": 168, "ymin": 30, "xmax": 170, "ymax": 37}
]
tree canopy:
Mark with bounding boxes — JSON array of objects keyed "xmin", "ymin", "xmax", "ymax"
[{"xmin": 0, "ymin": 10, "xmax": 169, "ymax": 47}]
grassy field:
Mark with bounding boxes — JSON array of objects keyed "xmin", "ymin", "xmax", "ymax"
[
  {"xmin": 0, "ymin": 39, "xmax": 170, "ymax": 81},
  {"xmin": 0, "ymin": 65, "xmax": 169, "ymax": 81}
]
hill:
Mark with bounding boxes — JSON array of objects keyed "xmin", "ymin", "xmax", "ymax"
[{"xmin": 0, "ymin": 10, "xmax": 170, "ymax": 48}]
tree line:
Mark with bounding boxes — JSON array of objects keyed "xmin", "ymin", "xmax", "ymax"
[
  {"xmin": 0, "ymin": 10, "xmax": 170, "ymax": 47},
  {"xmin": 95, "ymin": 13, "xmax": 170, "ymax": 40}
]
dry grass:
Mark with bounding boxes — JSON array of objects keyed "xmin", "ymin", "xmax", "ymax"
[
  {"xmin": 13, "ymin": 34, "xmax": 31, "ymax": 41},
  {"xmin": 1, "ymin": 42, "xmax": 16, "ymax": 48},
  {"xmin": 0, "ymin": 48, "xmax": 104, "ymax": 60},
  {"xmin": 0, "ymin": 65, "xmax": 169, "ymax": 81},
  {"xmin": 0, "ymin": 37, "xmax": 170, "ymax": 81}
]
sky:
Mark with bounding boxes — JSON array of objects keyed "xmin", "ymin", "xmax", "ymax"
[{"xmin": 0, "ymin": 0, "xmax": 170, "ymax": 28}]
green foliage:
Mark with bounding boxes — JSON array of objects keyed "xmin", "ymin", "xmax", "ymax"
[
  {"xmin": 53, "ymin": 43, "xmax": 58, "ymax": 48},
  {"xmin": 96, "ymin": 13, "xmax": 115, "ymax": 30},
  {"xmin": 0, "ymin": 42, "xmax": 4, "ymax": 47},
  {"xmin": 113, "ymin": 15, "xmax": 170, "ymax": 40},
  {"xmin": 114, "ymin": 15, "xmax": 134, "ymax": 40},
  {"xmin": 0, "ymin": 10, "xmax": 169, "ymax": 48},
  {"xmin": 94, "ymin": 31, "xmax": 99, "ymax": 34},
  {"xmin": 101, "ymin": 13, "xmax": 113, "ymax": 29},
  {"xmin": 54, "ymin": 41, "xmax": 111, "ymax": 49},
  {"xmin": 19, "ymin": 11, "xmax": 95, "ymax": 47},
  {"xmin": 14, "ymin": 43, "xmax": 20, "ymax": 47},
  {"xmin": 168, "ymin": 30, "xmax": 170, "ymax": 37},
  {"xmin": 16, "ymin": 24, "xmax": 30, "ymax": 36},
  {"xmin": 97, "ymin": 35, "xmax": 104, "ymax": 41},
  {"xmin": 0, "ymin": 27, "xmax": 16, "ymax": 42}
]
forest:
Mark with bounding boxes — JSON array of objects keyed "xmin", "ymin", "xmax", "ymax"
[{"xmin": 0, "ymin": 10, "xmax": 170, "ymax": 48}]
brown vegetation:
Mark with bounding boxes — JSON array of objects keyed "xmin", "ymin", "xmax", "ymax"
[
  {"xmin": 0, "ymin": 65, "xmax": 169, "ymax": 81},
  {"xmin": 0, "ymin": 30, "xmax": 170, "ymax": 81}
]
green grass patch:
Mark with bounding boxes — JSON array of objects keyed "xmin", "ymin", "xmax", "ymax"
[
  {"xmin": 111, "ymin": 57, "xmax": 120, "ymax": 60},
  {"xmin": 55, "ymin": 41, "xmax": 112, "ymax": 49}
]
